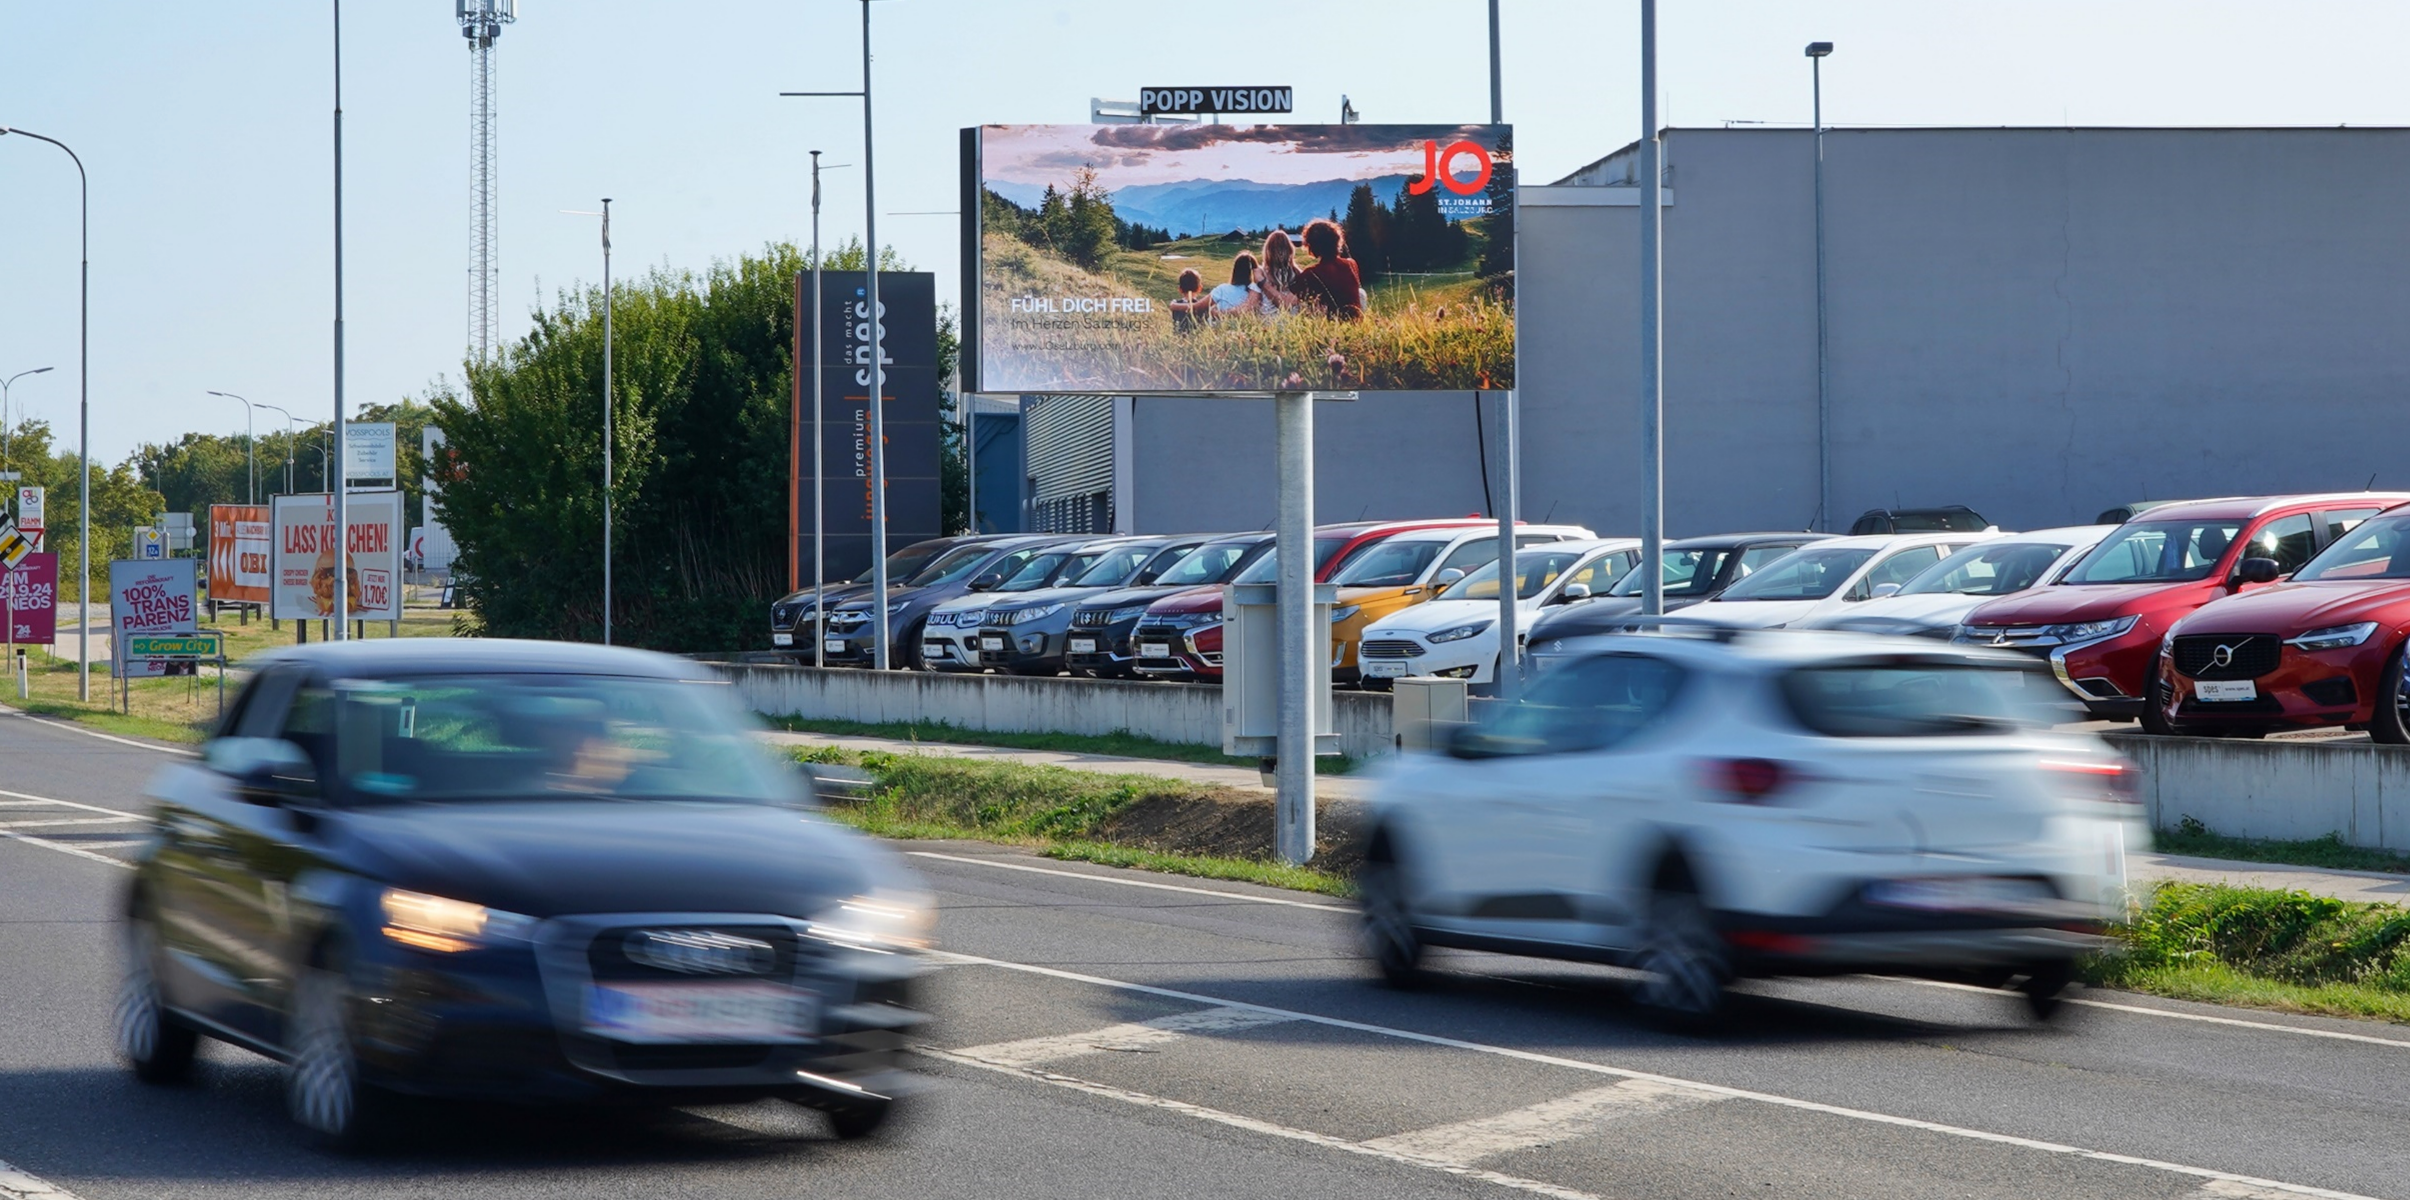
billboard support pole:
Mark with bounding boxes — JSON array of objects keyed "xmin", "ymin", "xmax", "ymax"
[
  {"xmin": 331, "ymin": 0, "xmax": 349, "ymax": 642},
  {"xmin": 1638, "ymin": 0, "xmax": 1666, "ymax": 618},
  {"xmin": 1274, "ymin": 389, "xmax": 1314, "ymax": 867},
  {"xmin": 812, "ymin": 153, "xmax": 826, "ymax": 668}
]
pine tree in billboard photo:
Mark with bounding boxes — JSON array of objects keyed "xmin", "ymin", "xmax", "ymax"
[{"xmin": 974, "ymin": 124, "xmax": 1515, "ymax": 394}]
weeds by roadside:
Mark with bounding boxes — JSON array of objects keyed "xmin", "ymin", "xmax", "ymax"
[
  {"xmin": 2154, "ymin": 817, "xmax": 2410, "ymax": 875},
  {"xmin": 772, "ymin": 716, "xmax": 1360, "ymax": 775},
  {"xmin": 2085, "ymin": 883, "xmax": 2410, "ymax": 1024}
]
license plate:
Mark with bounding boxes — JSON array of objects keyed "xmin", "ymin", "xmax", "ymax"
[
  {"xmin": 584, "ymin": 981, "xmax": 814, "ymax": 1044},
  {"xmin": 823, "ymin": 638, "xmax": 846, "ymax": 654},
  {"xmin": 1865, "ymin": 877, "xmax": 2055, "ymax": 913},
  {"xmin": 772, "ymin": 632, "xmax": 792, "ymax": 646},
  {"xmin": 1363, "ymin": 659, "xmax": 1409, "ymax": 678},
  {"xmin": 1069, "ymin": 637, "xmax": 1097, "ymax": 654},
  {"xmin": 1139, "ymin": 642, "xmax": 1171, "ymax": 658},
  {"xmin": 2196, "ymin": 679, "xmax": 2257, "ymax": 702},
  {"xmin": 981, "ymin": 636, "xmax": 1006, "ymax": 651}
]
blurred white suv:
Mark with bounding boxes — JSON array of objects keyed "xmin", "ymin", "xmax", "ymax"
[{"xmin": 1359, "ymin": 628, "xmax": 2144, "ymax": 1022}]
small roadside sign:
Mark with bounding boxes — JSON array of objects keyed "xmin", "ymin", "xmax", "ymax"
[
  {"xmin": 125, "ymin": 634, "xmax": 220, "ymax": 658},
  {"xmin": 0, "ymin": 521, "xmax": 31, "ymax": 571},
  {"xmin": 136, "ymin": 527, "xmax": 164, "ymax": 560}
]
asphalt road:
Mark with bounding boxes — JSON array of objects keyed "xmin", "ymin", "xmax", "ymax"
[{"xmin": 3, "ymin": 709, "xmax": 2408, "ymax": 1199}]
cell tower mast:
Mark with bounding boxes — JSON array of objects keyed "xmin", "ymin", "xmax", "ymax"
[{"xmin": 459, "ymin": 0, "xmax": 514, "ymax": 363}]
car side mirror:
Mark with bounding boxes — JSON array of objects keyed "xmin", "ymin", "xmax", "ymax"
[
  {"xmin": 1435, "ymin": 568, "xmax": 1466, "ymax": 586},
  {"xmin": 205, "ymin": 736, "xmax": 319, "ymax": 805},
  {"xmin": 2234, "ymin": 557, "xmax": 2282, "ymax": 586},
  {"xmin": 1870, "ymin": 582, "xmax": 1902, "ymax": 598},
  {"xmin": 968, "ymin": 572, "xmax": 1005, "ymax": 591},
  {"xmin": 1559, "ymin": 583, "xmax": 1591, "ymax": 602}
]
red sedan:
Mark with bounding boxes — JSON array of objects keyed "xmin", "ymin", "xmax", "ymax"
[{"xmin": 2155, "ymin": 503, "xmax": 2410, "ymax": 740}]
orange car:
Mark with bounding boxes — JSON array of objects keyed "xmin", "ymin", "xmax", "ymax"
[{"xmin": 1326, "ymin": 523, "xmax": 1596, "ymax": 685}]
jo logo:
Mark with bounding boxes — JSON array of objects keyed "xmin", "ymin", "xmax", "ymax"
[{"xmin": 1408, "ymin": 139, "xmax": 1495, "ymax": 197}]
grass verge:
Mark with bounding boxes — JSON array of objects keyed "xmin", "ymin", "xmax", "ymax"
[
  {"xmin": 2084, "ymin": 882, "xmax": 2410, "ymax": 1024},
  {"xmin": 793, "ymin": 745, "xmax": 1354, "ymax": 897},
  {"xmin": 772, "ymin": 715, "xmax": 1360, "ymax": 775},
  {"xmin": 2153, "ymin": 819, "xmax": 2410, "ymax": 875}
]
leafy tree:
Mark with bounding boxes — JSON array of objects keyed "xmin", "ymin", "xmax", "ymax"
[{"xmin": 1, "ymin": 418, "xmax": 166, "ymax": 601}]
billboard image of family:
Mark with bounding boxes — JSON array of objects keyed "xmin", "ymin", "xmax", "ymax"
[{"xmin": 967, "ymin": 123, "xmax": 1513, "ymax": 394}]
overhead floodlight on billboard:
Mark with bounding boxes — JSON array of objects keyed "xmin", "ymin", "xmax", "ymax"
[{"xmin": 960, "ymin": 122, "xmax": 1514, "ymax": 396}]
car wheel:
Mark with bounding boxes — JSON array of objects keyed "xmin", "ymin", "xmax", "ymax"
[
  {"xmin": 2139, "ymin": 663, "xmax": 2177, "ymax": 736},
  {"xmin": 2018, "ymin": 960, "xmax": 2075, "ymax": 1022},
  {"xmin": 287, "ymin": 958, "xmax": 396, "ymax": 1152},
  {"xmin": 1357, "ymin": 856, "xmax": 1425, "ymax": 988},
  {"xmin": 116, "ymin": 918, "xmax": 198, "ymax": 1084},
  {"xmin": 1632, "ymin": 889, "xmax": 1730, "ymax": 1026},
  {"xmin": 2372, "ymin": 643, "xmax": 2410, "ymax": 745}
]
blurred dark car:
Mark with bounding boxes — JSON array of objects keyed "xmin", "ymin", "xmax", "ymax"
[
  {"xmin": 1848, "ymin": 506, "xmax": 1992, "ymax": 535},
  {"xmin": 976, "ymin": 535, "xmax": 1212, "ymax": 676},
  {"xmin": 1522, "ymin": 533, "xmax": 1830, "ymax": 677},
  {"xmin": 770, "ymin": 535, "xmax": 975, "ymax": 659},
  {"xmin": 1068, "ymin": 533, "xmax": 1270, "ymax": 678},
  {"xmin": 117, "ymin": 639, "xmax": 929, "ymax": 1149},
  {"xmin": 821, "ymin": 535, "xmax": 1072, "ymax": 668}
]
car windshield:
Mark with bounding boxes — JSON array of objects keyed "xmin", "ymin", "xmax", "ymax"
[
  {"xmin": 315, "ymin": 675, "xmax": 792, "ymax": 805},
  {"xmin": 1897, "ymin": 541, "xmax": 2071, "ymax": 597},
  {"xmin": 2062, "ymin": 520, "xmax": 2243, "ymax": 584},
  {"xmin": 1333, "ymin": 539, "xmax": 1449, "ymax": 587},
  {"xmin": 1716, "ymin": 547, "xmax": 1876, "ymax": 602},
  {"xmin": 1235, "ymin": 536, "xmax": 1352, "ymax": 585},
  {"xmin": 1438, "ymin": 548, "xmax": 1591, "ymax": 601},
  {"xmin": 1154, "ymin": 541, "xmax": 1256, "ymax": 587},
  {"xmin": 2294, "ymin": 513, "xmax": 2410, "ymax": 581},
  {"xmin": 1779, "ymin": 660, "xmax": 2070, "ymax": 736},
  {"xmin": 909, "ymin": 543, "xmax": 1003, "ymax": 587},
  {"xmin": 1073, "ymin": 546, "xmax": 1157, "ymax": 587},
  {"xmin": 858, "ymin": 542, "xmax": 947, "ymax": 585},
  {"xmin": 1002, "ymin": 552, "xmax": 1074, "ymax": 589},
  {"xmin": 1609, "ymin": 548, "xmax": 1735, "ymax": 598}
]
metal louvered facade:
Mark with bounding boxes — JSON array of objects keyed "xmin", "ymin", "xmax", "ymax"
[{"xmin": 1025, "ymin": 394, "xmax": 1117, "ymax": 533}]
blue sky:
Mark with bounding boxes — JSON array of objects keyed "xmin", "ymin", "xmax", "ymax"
[{"xmin": 6, "ymin": 0, "xmax": 2409, "ymax": 463}]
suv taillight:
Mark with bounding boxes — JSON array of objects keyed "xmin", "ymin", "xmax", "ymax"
[
  {"xmin": 1706, "ymin": 758, "xmax": 1789, "ymax": 803},
  {"xmin": 2041, "ymin": 758, "xmax": 2139, "ymax": 805}
]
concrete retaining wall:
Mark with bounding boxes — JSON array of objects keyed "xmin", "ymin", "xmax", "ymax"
[
  {"xmin": 2105, "ymin": 733, "xmax": 2410, "ymax": 852},
  {"xmin": 708, "ymin": 662, "xmax": 1397, "ymax": 762}
]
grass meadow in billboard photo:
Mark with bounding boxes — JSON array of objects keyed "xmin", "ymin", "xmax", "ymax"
[{"xmin": 970, "ymin": 123, "xmax": 1514, "ymax": 394}]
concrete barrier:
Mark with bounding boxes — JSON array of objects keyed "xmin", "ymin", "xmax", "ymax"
[
  {"xmin": 2104, "ymin": 733, "xmax": 2409, "ymax": 852},
  {"xmin": 707, "ymin": 661, "xmax": 1398, "ymax": 762}
]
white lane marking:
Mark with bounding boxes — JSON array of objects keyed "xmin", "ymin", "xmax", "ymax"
[
  {"xmin": 918, "ymin": 1047, "xmax": 1608, "ymax": 1200},
  {"xmin": 0, "ymin": 829, "xmax": 136, "ymax": 870},
  {"xmin": 1897, "ymin": 978, "xmax": 2410, "ymax": 1051},
  {"xmin": 906, "ymin": 850, "xmax": 1351, "ymax": 911},
  {"xmin": 2201, "ymin": 1182, "xmax": 2334, "ymax": 1200},
  {"xmin": 953, "ymin": 1006, "xmax": 1295, "ymax": 1069},
  {"xmin": 0, "ymin": 708, "xmax": 198, "ymax": 756},
  {"xmin": 0, "ymin": 790, "xmax": 146, "ymax": 820},
  {"xmin": 0, "ymin": 1157, "xmax": 83, "ymax": 1199},
  {"xmin": 1361, "ymin": 1079, "xmax": 1723, "ymax": 1166},
  {"xmin": 0, "ymin": 816, "xmax": 142, "ymax": 830},
  {"xmin": 924, "ymin": 951, "xmax": 2384, "ymax": 1200}
]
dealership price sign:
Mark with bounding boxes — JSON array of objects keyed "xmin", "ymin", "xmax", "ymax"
[
  {"xmin": 109, "ymin": 558, "xmax": 197, "ymax": 679},
  {"xmin": 3, "ymin": 553, "xmax": 57, "ymax": 645},
  {"xmin": 208, "ymin": 504, "xmax": 273, "ymax": 605},
  {"xmin": 961, "ymin": 123, "xmax": 1514, "ymax": 395},
  {"xmin": 270, "ymin": 491, "xmax": 403, "ymax": 621}
]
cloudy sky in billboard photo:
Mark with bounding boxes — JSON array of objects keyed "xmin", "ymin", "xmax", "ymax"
[
  {"xmin": 5, "ymin": 0, "xmax": 2410, "ymax": 459},
  {"xmin": 982, "ymin": 123, "xmax": 1495, "ymax": 190}
]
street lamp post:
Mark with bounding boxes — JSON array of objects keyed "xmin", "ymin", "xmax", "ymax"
[
  {"xmin": 0, "ymin": 127, "xmax": 92, "ymax": 698},
  {"xmin": 1638, "ymin": 0, "xmax": 1665, "ymax": 617},
  {"xmin": 332, "ymin": 0, "xmax": 350, "ymax": 640},
  {"xmin": 256, "ymin": 404, "xmax": 301, "ymax": 495},
  {"xmin": 1807, "ymin": 40, "xmax": 1834, "ymax": 532},
  {"xmin": 1, "ymin": 367, "xmax": 54, "ymax": 468},
  {"xmin": 207, "ymin": 391, "xmax": 257, "ymax": 504}
]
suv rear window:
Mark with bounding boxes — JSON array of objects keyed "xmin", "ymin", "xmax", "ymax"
[{"xmin": 1779, "ymin": 660, "xmax": 2068, "ymax": 737}]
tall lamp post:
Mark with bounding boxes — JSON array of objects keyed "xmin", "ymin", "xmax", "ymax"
[
  {"xmin": 1, "ymin": 367, "xmax": 54, "ymax": 467},
  {"xmin": 256, "ymin": 403, "xmax": 302, "ymax": 495},
  {"xmin": 207, "ymin": 391, "xmax": 258, "ymax": 504},
  {"xmin": 0, "ymin": 127, "xmax": 92, "ymax": 698},
  {"xmin": 782, "ymin": 0, "xmax": 894, "ymax": 670},
  {"xmin": 1637, "ymin": 1, "xmax": 1665, "ymax": 617},
  {"xmin": 1807, "ymin": 40, "xmax": 1834, "ymax": 531},
  {"xmin": 332, "ymin": 0, "xmax": 350, "ymax": 639},
  {"xmin": 562, "ymin": 202, "xmax": 615, "ymax": 643}
]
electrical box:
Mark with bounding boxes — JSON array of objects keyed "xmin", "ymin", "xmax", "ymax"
[
  {"xmin": 1220, "ymin": 582, "xmax": 1339, "ymax": 758},
  {"xmin": 1392, "ymin": 676, "xmax": 1471, "ymax": 754}
]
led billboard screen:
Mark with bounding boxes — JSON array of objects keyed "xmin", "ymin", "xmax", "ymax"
[{"xmin": 962, "ymin": 123, "xmax": 1514, "ymax": 395}]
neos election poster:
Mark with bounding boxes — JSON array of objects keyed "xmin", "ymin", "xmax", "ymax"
[
  {"xmin": 963, "ymin": 123, "xmax": 1514, "ymax": 394},
  {"xmin": 271, "ymin": 491, "xmax": 404, "ymax": 621}
]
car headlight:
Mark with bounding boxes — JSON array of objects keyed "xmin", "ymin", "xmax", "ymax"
[
  {"xmin": 1018, "ymin": 603, "xmax": 1064, "ymax": 623},
  {"xmin": 2286, "ymin": 621, "xmax": 2379, "ymax": 651},
  {"xmin": 809, "ymin": 890, "xmax": 934, "ymax": 952},
  {"xmin": 1329, "ymin": 604, "xmax": 1361, "ymax": 624},
  {"xmin": 887, "ymin": 600, "xmax": 912, "ymax": 615},
  {"xmin": 1109, "ymin": 605, "xmax": 1150, "ymax": 623},
  {"xmin": 1427, "ymin": 619, "xmax": 1494, "ymax": 643},
  {"xmin": 380, "ymin": 888, "xmax": 536, "ymax": 953},
  {"xmin": 2046, "ymin": 615, "xmax": 2137, "ymax": 642}
]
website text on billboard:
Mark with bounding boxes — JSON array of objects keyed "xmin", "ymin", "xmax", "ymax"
[{"xmin": 961, "ymin": 123, "xmax": 1513, "ymax": 395}]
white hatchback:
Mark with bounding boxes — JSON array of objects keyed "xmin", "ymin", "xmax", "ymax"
[
  {"xmin": 1359, "ymin": 539, "xmax": 1641, "ymax": 686},
  {"xmin": 1360, "ymin": 629, "xmax": 2144, "ymax": 1021},
  {"xmin": 1797, "ymin": 525, "xmax": 2115, "ymax": 639},
  {"xmin": 1686, "ymin": 533, "xmax": 1996, "ymax": 630}
]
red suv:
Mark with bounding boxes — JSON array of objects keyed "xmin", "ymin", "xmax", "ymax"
[
  {"xmin": 2154, "ymin": 503, "xmax": 2410, "ymax": 740},
  {"xmin": 1130, "ymin": 519, "xmax": 1494, "ymax": 682},
  {"xmin": 1956, "ymin": 494, "xmax": 2409, "ymax": 728}
]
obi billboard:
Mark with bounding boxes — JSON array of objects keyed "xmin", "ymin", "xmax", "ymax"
[
  {"xmin": 109, "ymin": 558, "xmax": 197, "ymax": 679},
  {"xmin": 3, "ymin": 553, "xmax": 57, "ymax": 644},
  {"xmin": 270, "ymin": 491, "xmax": 404, "ymax": 621},
  {"xmin": 792, "ymin": 270, "xmax": 943, "ymax": 587},
  {"xmin": 208, "ymin": 504, "xmax": 272, "ymax": 605},
  {"xmin": 961, "ymin": 123, "xmax": 1514, "ymax": 394}
]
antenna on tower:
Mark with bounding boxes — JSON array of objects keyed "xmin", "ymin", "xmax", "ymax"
[{"xmin": 459, "ymin": 0, "xmax": 515, "ymax": 364}]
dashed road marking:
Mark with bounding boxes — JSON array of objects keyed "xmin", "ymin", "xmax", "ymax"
[
  {"xmin": 1361, "ymin": 1079, "xmax": 1724, "ymax": 1167},
  {"xmin": 952, "ymin": 1006, "xmax": 1295, "ymax": 1069}
]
